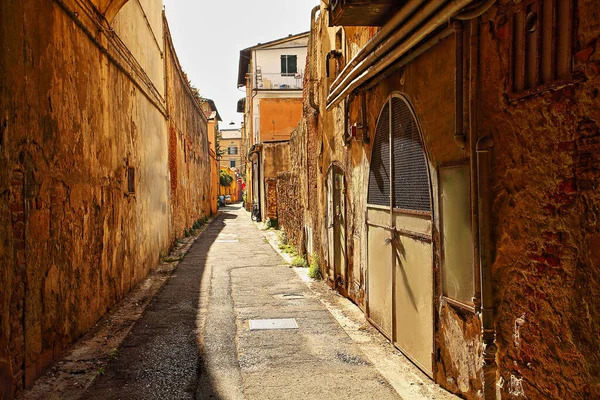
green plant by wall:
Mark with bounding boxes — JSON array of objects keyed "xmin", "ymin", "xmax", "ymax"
[
  {"xmin": 278, "ymin": 243, "xmax": 297, "ymax": 257},
  {"xmin": 291, "ymin": 255, "xmax": 308, "ymax": 268},
  {"xmin": 220, "ymin": 169, "xmax": 233, "ymax": 187},
  {"xmin": 277, "ymin": 230, "xmax": 288, "ymax": 245},
  {"xmin": 308, "ymin": 253, "xmax": 322, "ymax": 279}
]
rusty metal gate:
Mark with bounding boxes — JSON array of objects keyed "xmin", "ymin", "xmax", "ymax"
[
  {"xmin": 366, "ymin": 94, "xmax": 433, "ymax": 376},
  {"xmin": 326, "ymin": 164, "xmax": 346, "ymax": 290}
]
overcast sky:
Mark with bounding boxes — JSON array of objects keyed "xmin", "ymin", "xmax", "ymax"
[{"xmin": 162, "ymin": 0, "xmax": 318, "ymax": 129}]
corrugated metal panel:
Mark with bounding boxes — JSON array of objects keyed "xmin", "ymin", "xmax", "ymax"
[
  {"xmin": 391, "ymin": 97, "xmax": 431, "ymax": 212},
  {"xmin": 367, "ymin": 104, "xmax": 390, "ymax": 206}
]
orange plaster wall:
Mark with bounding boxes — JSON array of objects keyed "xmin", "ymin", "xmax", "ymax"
[{"xmin": 259, "ymin": 98, "xmax": 302, "ymax": 142}]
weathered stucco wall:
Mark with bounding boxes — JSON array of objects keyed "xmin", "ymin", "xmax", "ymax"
[
  {"xmin": 0, "ymin": 1, "xmax": 212, "ymax": 395},
  {"xmin": 293, "ymin": 5, "xmax": 483, "ymax": 399},
  {"xmin": 165, "ymin": 19, "xmax": 211, "ymax": 239},
  {"xmin": 480, "ymin": 2, "xmax": 600, "ymax": 398},
  {"xmin": 291, "ymin": 2, "xmax": 600, "ymax": 399},
  {"xmin": 259, "ymin": 98, "xmax": 303, "ymax": 142}
]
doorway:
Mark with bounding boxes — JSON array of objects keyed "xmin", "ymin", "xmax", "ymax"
[
  {"xmin": 326, "ymin": 164, "xmax": 347, "ymax": 292},
  {"xmin": 366, "ymin": 94, "xmax": 434, "ymax": 376}
]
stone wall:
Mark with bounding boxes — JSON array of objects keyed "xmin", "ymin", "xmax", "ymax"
[
  {"xmin": 479, "ymin": 1, "xmax": 600, "ymax": 398},
  {"xmin": 0, "ymin": 0, "xmax": 212, "ymax": 396},
  {"xmin": 265, "ymin": 178, "xmax": 278, "ymax": 221},
  {"xmin": 288, "ymin": 2, "xmax": 600, "ymax": 399},
  {"xmin": 276, "ymin": 171, "xmax": 303, "ymax": 249},
  {"xmin": 164, "ymin": 19, "xmax": 211, "ymax": 240}
]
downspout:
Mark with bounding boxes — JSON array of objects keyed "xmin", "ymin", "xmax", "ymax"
[
  {"xmin": 476, "ymin": 135, "xmax": 496, "ymax": 400},
  {"xmin": 248, "ymin": 145, "xmax": 262, "ymax": 221},
  {"xmin": 308, "ymin": 5, "xmax": 320, "ymax": 113},
  {"xmin": 453, "ymin": 20, "xmax": 467, "ymax": 149},
  {"xmin": 257, "ymin": 150, "xmax": 262, "ymax": 222}
]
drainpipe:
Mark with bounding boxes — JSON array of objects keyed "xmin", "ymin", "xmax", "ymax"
[
  {"xmin": 326, "ymin": 0, "xmax": 475, "ymax": 110},
  {"xmin": 476, "ymin": 135, "xmax": 496, "ymax": 400},
  {"xmin": 308, "ymin": 5, "xmax": 320, "ymax": 113},
  {"xmin": 453, "ymin": 20, "xmax": 467, "ymax": 149}
]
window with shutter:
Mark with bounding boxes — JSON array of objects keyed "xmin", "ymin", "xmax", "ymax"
[{"xmin": 367, "ymin": 103, "xmax": 390, "ymax": 207}]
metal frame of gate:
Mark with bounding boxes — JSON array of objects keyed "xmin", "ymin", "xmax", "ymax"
[
  {"xmin": 326, "ymin": 162, "xmax": 347, "ymax": 290},
  {"xmin": 365, "ymin": 93, "xmax": 436, "ymax": 377}
]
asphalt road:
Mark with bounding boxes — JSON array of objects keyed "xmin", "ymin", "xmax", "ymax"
[{"xmin": 84, "ymin": 204, "xmax": 401, "ymax": 399}]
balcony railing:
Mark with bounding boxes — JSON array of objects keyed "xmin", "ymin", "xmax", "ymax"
[{"xmin": 254, "ymin": 70, "xmax": 304, "ymax": 90}]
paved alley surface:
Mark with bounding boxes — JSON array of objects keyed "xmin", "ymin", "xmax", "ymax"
[{"xmin": 83, "ymin": 204, "xmax": 401, "ymax": 399}]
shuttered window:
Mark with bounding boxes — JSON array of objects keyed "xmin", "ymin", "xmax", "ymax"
[
  {"xmin": 280, "ymin": 55, "xmax": 298, "ymax": 76},
  {"xmin": 367, "ymin": 104, "xmax": 390, "ymax": 206},
  {"xmin": 391, "ymin": 97, "xmax": 431, "ymax": 212},
  {"xmin": 368, "ymin": 96, "xmax": 430, "ymax": 212}
]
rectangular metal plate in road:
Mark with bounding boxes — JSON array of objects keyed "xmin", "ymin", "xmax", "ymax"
[
  {"xmin": 249, "ymin": 319, "xmax": 299, "ymax": 330},
  {"xmin": 215, "ymin": 239, "xmax": 239, "ymax": 243}
]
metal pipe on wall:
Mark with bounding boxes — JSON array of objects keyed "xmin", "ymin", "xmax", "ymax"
[
  {"xmin": 328, "ymin": 26, "xmax": 456, "ymax": 110},
  {"xmin": 454, "ymin": 20, "xmax": 467, "ymax": 149},
  {"xmin": 468, "ymin": 16, "xmax": 482, "ymax": 311},
  {"xmin": 328, "ymin": 0, "xmax": 445, "ymax": 104},
  {"xmin": 328, "ymin": 0, "xmax": 429, "ymax": 94},
  {"xmin": 308, "ymin": 5, "xmax": 320, "ymax": 113},
  {"xmin": 326, "ymin": 0, "xmax": 474, "ymax": 110},
  {"xmin": 476, "ymin": 135, "xmax": 497, "ymax": 400}
]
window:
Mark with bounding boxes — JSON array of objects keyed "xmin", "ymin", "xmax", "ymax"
[
  {"xmin": 228, "ymin": 146, "xmax": 238, "ymax": 155},
  {"xmin": 510, "ymin": 0, "xmax": 573, "ymax": 95},
  {"xmin": 280, "ymin": 55, "xmax": 297, "ymax": 76},
  {"xmin": 440, "ymin": 163, "xmax": 474, "ymax": 306},
  {"xmin": 230, "ymin": 160, "xmax": 236, "ymax": 168}
]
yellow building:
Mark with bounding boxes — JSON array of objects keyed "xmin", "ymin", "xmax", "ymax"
[
  {"xmin": 218, "ymin": 167, "xmax": 241, "ymax": 203},
  {"xmin": 200, "ymin": 99, "xmax": 221, "ymax": 215},
  {"xmin": 219, "ymin": 129, "xmax": 242, "ymax": 172}
]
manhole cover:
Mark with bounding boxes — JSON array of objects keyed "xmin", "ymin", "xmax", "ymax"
[{"xmin": 249, "ymin": 318, "xmax": 299, "ymax": 330}]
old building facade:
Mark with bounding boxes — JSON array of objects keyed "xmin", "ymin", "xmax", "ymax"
[
  {"xmin": 0, "ymin": 0, "xmax": 214, "ymax": 395},
  {"xmin": 281, "ymin": 1, "xmax": 600, "ymax": 399},
  {"xmin": 219, "ymin": 128, "xmax": 242, "ymax": 171},
  {"xmin": 238, "ymin": 32, "xmax": 307, "ymax": 222}
]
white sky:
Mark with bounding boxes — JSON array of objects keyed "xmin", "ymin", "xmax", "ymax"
[{"xmin": 162, "ymin": 0, "xmax": 319, "ymax": 129}]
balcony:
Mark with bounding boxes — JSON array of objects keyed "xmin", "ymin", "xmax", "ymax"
[{"xmin": 254, "ymin": 71, "xmax": 304, "ymax": 90}]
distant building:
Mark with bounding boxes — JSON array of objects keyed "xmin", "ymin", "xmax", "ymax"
[
  {"xmin": 219, "ymin": 128, "xmax": 242, "ymax": 171},
  {"xmin": 237, "ymin": 32, "xmax": 308, "ymax": 221},
  {"xmin": 200, "ymin": 98, "xmax": 222, "ymax": 215}
]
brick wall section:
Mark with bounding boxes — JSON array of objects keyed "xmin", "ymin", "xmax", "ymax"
[
  {"xmin": 265, "ymin": 178, "xmax": 278, "ymax": 221},
  {"xmin": 479, "ymin": 2, "xmax": 600, "ymax": 397},
  {"xmin": 276, "ymin": 171, "xmax": 303, "ymax": 248},
  {"xmin": 168, "ymin": 124, "xmax": 178, "ymax": 194},
  {"xmin": 8, "ymin": 169, "xmax": 25, "ymax": 393}
]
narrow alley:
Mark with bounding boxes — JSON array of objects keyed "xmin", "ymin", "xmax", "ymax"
[
  {"xmin": 3, "ymin": 0, "xmax": 600, "ymax": 399},
  {"xmin": 24, "ymin": 205, "xmax": 454, "ymax": 399}
]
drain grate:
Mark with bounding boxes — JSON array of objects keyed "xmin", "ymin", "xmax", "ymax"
[{"xmin": 249, "ymin": 318, "xmax": 298, "ymax": 330}]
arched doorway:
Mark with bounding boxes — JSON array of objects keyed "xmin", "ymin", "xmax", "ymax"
[
  {"xmin": 326, "ymin": 164, "xmax": 346, "ymax": 292},
  {"xmin": 366, "ymin": 94, "xmax": 434, "ymax": 376}
]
